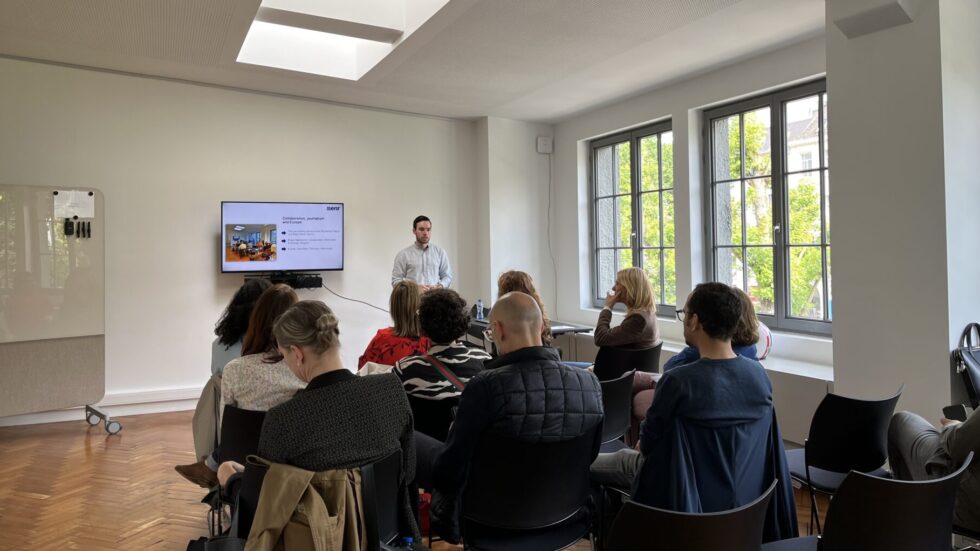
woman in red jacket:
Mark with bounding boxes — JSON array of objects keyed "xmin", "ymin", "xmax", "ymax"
[{"xmin": 358, "ymin": 280, "xmax": 432, "ymax": 368}]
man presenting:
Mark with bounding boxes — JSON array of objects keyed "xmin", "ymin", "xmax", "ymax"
[{"xmin": 391, "ymin": 215, "xmax": 452, "ymax": 291}]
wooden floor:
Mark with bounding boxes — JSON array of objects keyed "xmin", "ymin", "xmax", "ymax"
[{"xmin": 0, "ymin": 411, "xmax": 825, "ymax": 550}]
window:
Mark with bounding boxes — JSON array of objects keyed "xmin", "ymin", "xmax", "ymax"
[
  {"xmin": 591, "ymin": 120, "xmax": 675, "ymax": 315},
  {"xmin": 704, "ymin": 80, "xmax": 830, "ymax": 334}
]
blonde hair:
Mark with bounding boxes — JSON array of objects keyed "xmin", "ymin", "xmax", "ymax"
[
  {"xmin": 497, "ymin": 270, "xmax": 552, "ymax": 345},
  {"xmin": 273, "ymin": 300, "xmax": 340, "ymax": 355},
  {"xmin": 390, "ymin": 281, "xmax": 423, "ymax": 338},
  {"xmin": 617, "ymin": 267, "xmax": 655, "ymax": 315}
]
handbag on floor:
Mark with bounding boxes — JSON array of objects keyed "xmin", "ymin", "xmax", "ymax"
[
  {"xmin": 954, "ymin": 323, "xmax": 980, "ymax": 408},
  {"xmin": 186, "ymin": 535, "xmax": 245, "ymax": 551}
]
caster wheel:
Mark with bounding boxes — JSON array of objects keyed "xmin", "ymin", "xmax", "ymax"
[
  {"xmin": 87, "ymin": 413, "xmax": 101, "ymax": 426},
  {"xmin": 105, "ymin": 421, "xmax": 122, "ymax": 434}
]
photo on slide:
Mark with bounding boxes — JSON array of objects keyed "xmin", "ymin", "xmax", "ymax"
[{"xmin": 225, "ymin": 224, "xmax": 277, "ymax": 263}]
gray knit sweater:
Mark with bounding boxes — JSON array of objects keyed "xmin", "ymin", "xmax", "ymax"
[{"xmin": 257, "ymin": 370, "xmax": 418, "ymax": 538}]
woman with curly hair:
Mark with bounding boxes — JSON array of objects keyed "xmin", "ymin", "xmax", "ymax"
[{"xmin": 394, "ymin": 289, "xmax": 491, "ymax": 402}]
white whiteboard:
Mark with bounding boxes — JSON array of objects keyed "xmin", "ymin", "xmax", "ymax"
[{"xmin": 0, "ymin": 185, "xmax": 105, "ymax": 344}]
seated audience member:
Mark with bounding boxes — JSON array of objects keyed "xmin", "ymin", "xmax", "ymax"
[
  {"xmin": 394, "ymin": 289, "xmax": 490, "ymax": 402},
  {"xmin": 358, "ymin": 280, "xmax": 432, "ymax": 369},
  {"xmin": 590, "ymin": 282, "xmax": 797, "ymax": 542},
  {"xmin": 889, "ymin": 410, "xmax": 980, "ymax": 531},
  {"xmin": 594, "ymin": 266, "xmax": 661, "ymax": 349},
  {"xmin": 190, "ymin": 278, "xmax": 271, "ymax": 464},
  {"xmin": 175, "ymin": 284, "xmax": 304, "ymax": 487},
  {"xmin": 428, "ymin": 292, "xmax": 604, "ymax": 539},
  {"xmin": 663, "ymin": 286, "xmax": 760, "ymax": 371},
  {"xmin": 219, "ymin": 283, "xmax": 305, "ymax": 413},
  {"xmin": 211, "ymin": 278, "xmax": 271, "ymax": 375},
  {"xmin": 497, "ymin": 270, "xmax": 553, "ymax": 346},
  {"xmin": 217, "ymin": 300, "xmax": 419, "ymax": 539}
]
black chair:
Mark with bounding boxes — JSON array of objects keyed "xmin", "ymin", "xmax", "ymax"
[
  {"xmin": 461, "ymin": 425, "xmax": 601, "ymax": 550},
  {"xmin": 599, "ymin": 370, "xmax": 635, "ymax": 452},
  {"xmin": 226, "ymin": 456, "xmax": 269, "ymax": 540},
  {"xmin": 762, "ymin": 453, "xmax": 973, "ymax": 551},
  {"xmin": 407, "ymin": 395, "xmax": 458, "ymax": 443},
  {"xmin": 227, "ymin": 450, "xmax": 405, "ymax": 550},
  {"xmin": 593, "ymin": 343, "xmax": 662, "ymax": 381},
  {"xmin": 605, "ymin": 479, "xmax": 777, "ymax": 551},
  {"xmin": 217, "ymin": 405, "xmax": 267, "ymax": 465},
  {"xmin": 361, "ymin": 450, "xmax": 404, "ymax": 551},
  {"xmin": 786, "ymin": 386, "xmax": 902, "ymax": 534}
]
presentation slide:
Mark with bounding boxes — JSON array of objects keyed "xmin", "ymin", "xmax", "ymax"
[{"xmin": 221, "ymin": 202, "xmax": 344, "ymax": 272}]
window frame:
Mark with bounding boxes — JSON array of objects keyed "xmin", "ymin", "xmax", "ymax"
[
  {"xmin": 589, "ymin": 119, "xmax": 675, "ymax": 317},
  {"xmin": 702, "ymin": 79, "xmax": 830, "ymax": 335}
]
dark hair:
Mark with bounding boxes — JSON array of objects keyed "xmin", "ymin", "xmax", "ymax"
[
  {"xmin": 413, "ymin": 215, "xmax": 431, "ymax": 230},
  {"xmin": 686, "ymin": 282, "xmax": 742, "ymax": 341},
  {"xmin": 242, "ymin": 283, "xmax": 299, "ymax": 360},
  {"xmin": 419, "ymin": 289, "xmax": 470, "ymax": 344},
  {"xmin": 214, "ymin": 278, "xmax": 272, "ymax": 348}
]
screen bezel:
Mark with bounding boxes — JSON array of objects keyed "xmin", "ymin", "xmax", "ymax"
[{"xmin": 220, "ymin": 201, "xmax": 345, "ymax": 273}]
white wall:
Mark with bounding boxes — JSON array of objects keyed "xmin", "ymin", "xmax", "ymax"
[
  {"xmin": 940, "ymin": 0, "xmax": 980, "ymax": 403},
  {"xmin": 827, "ymin": 0, "xmax": 955, "ymax": 418},
  {"xmin": 553, "ymin": 36, "xmax": 831, "ymax": 366},
  {"xmin": 0, "ymin": 57, "xmax": 478, "ymax": 413},
  {"xmin": 483, "ymin": 117, "xmax": 556, "ymax": 312}
]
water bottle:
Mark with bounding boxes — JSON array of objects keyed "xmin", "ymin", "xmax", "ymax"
[{"xmin": 475, "ymin": 299, "xmax": 484, "ymax": 320}]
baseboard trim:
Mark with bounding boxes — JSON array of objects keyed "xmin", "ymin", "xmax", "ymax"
[{"xmin": 0, "ymin": 386, "xmax": 203, "ymax": 427}]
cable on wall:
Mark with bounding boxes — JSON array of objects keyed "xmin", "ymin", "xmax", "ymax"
[{"xmin": 321, "ymin": 284, "xmax": 388, "ymax": 314}]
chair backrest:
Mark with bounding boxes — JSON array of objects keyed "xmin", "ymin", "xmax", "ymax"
[
  {"xmin": 594, "ymin": 343, "xmax": 662, "ymax": 380},
  {"xmin": 218, "ymin": 405, "xmax": 267, "ymax": 464},
  {"xmin": 230, "ymin": 457, "xmax": 269, "ymax": 539},
  {"xmin": 462, "ymin": 424, "xmax": 600, "ymax": 530},
  {"xmin": 600, "ymin": 370, "xmax": 635, "ymax": 443},
  {"xmin": 804, "ymin": 386, "xmax": 902, "ymax": 474},
  {"xmin": 361, "ymin": 449, "xmax": 403, "ymax": 550},
  {"xmin": 606, "ymin": 479, "xmax": 778, "ymax": 551},
  {"xmin": 407, "ymin": 395, "xmax": 458, "ymax": 442},
  {"xmin": 820, "ymin": 453, "xmax": 973, "ymax": 551}
]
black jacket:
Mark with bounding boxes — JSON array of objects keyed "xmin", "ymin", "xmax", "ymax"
[{"xmin": 431, "ymin": 346, "xmax": 603, "ymax": 538}]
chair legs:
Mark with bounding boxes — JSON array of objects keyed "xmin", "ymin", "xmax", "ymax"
[{"xmin": 804, "ymin": 469, "xmax": 822, "ymax": 535}]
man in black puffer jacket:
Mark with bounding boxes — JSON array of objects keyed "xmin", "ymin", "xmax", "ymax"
[{"xmin": 430, "ymin": 291, "xmax": 604, "ymax": 540}]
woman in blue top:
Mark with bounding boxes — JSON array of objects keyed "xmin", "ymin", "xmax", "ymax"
[{"xmin": 663, "ymin": 287, "xmax": 767, "ymax": 371}]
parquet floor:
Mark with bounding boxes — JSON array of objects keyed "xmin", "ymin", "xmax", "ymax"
[{"xmin": 0, "ymin": 411, "xmax": 825, "ymax": 550}]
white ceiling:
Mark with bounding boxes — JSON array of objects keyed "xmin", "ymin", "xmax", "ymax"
[{"xmin": 0, "ymin": 0, "xmax": 825, "ymax": 122}]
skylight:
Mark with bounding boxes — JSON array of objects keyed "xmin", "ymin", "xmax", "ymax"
[{"xmin": 236, "ymin": 0, "xmax": 451, "ymax": 81}]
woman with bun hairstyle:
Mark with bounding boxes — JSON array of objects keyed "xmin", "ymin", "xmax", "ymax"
[{"xmin": 218, "ymin": 300, "xmax": 419, "ymax": 539}]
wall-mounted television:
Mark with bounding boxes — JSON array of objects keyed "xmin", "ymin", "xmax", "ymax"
[{"xmin": 221, "ymin": 201, "xmax": 344, "ymax": 273}]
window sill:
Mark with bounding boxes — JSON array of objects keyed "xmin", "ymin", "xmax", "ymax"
[{"xmin": 659, "ymin": 337, "xmax": 833, "ymax": 382}]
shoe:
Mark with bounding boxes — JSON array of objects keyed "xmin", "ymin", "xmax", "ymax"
[{"xmin": 175, "ymin": 460, "xmax": 218, "ymax": 488}]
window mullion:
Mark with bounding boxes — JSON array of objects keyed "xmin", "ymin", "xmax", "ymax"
[{"xmin": 771, "ymin": 96, "xmax": 787, "ymax": 331}]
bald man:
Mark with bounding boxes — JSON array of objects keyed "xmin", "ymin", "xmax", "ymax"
[{"xmin": 429, "ymin": 292, "xmax": 604, "ymax": 540}]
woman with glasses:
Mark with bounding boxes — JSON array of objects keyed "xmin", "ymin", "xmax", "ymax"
[{"xmin": 594, "ymin": 267, "xmax": 661, "ymax": 349}]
